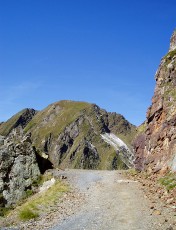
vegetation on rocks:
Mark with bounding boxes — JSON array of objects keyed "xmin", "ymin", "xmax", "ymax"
[
  {"xmin": 0, "ymin": 109, "xmax": 26, "ymax": 136},
  {"xmin": 24, "ymin": 100, "xmax": 91, "ymax": 139},
  {"xmin": 5, "ymin": 179, "xmax": 69, "ymax": 223},
  {"xmin": 18, "ymin": 180, "xmax": 68, "ymax": 220},
  {"xmin": 159, "ymin": 172, "xmax": 176, "ymax": 192},
  {"xmin": 19, "ymin": 208, "xmax": 39, "ymax": 221},
  {"xmin": 0, "ymin": 207, "xmax": 12, "ymax": 217},
  {"xmin": 137, "ymin": 122, "xmax": 146, "ymax": 134},
  {"xmin": 164, "ymin": 49, "xmax": 176, "ymax": 66}
]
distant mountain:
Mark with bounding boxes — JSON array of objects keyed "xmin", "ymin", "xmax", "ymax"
[
  {"xmin": 0, "ymin": 101, "xmax": 136, "ymax": 170},
  {"xmin": 23, "ymin": 100, "xmax": 136, "ymax": 170}
]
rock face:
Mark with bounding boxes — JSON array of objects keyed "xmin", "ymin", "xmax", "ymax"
[
  {"xmin": 134, "ymin": 31, "xmax": 176, "ymax": 172},
  {"xmin": 0, "ymin": 132, "xmax": 40, "ymax": 207},
  {"xmin": 24, "ymin": 100, "xmax": 136, "ymax": 170}
]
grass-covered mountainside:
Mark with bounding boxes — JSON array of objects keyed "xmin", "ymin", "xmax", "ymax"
[
  {"xmin": 24, "ymin": 100, "xmax": 136, "ymax": 170},
  {"xmin": 0, "ymin": 108, "xmax": 36, "ymax": 136},
  {"xmin": 0, "ymin": 100, "xmax": 136, "ymax": 170}
]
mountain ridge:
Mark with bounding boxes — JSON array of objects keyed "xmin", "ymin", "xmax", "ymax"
[
  {"xmin": 22, "ymin": 100, "xmax": 136, "ymax": 170},
  {"xmin": 0, "ymin": 108, "xmax": 37, "ymax": 136}
]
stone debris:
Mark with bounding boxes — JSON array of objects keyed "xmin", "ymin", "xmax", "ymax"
[{"xmin": 126, "ymin": 171, "xmax": 176, "ymax": 230}]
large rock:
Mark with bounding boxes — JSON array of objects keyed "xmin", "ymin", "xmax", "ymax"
[
  {"xmin": 134, "ymin": 30, "xmax": 176, "ymax": 172},
  {"xmin": 0, "ymin": 133, "xmax": 40, "ymax": 207}
]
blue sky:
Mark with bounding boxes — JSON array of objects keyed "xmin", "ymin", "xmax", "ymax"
[{"xmin": 0, "ymin": 0, "xmax": 176, "ymax": 125}]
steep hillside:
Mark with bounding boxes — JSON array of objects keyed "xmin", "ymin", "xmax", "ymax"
[
  {"xmin": 0, "ymin": 108, "xmax": 37, "ymax": 136},
  {"xmin": 24, "ymin": 100, "xmax": 136, "ymax": 170},
  {"xmin": 134, "ymin": 31, "xmax": 176, "ymax": 172}
]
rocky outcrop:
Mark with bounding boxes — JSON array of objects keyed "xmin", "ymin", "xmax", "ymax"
[
  {"xmin": 80, "ymin": 141, "xmax": 100, "ymax": 169},
  {"xmin": 0, "ymin": 132, "xmax": 40, "ymax": 207},
  {"xmin": 134, "ymin": 30, "xmax": 176, "ymax": 172}
]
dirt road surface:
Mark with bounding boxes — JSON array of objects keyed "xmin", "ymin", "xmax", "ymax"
[{"xmin": 50, "ymin": 170, "xmax": 171, "ymax": 230}]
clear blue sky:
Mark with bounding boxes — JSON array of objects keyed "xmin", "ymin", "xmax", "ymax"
[{"xmin": 0, "ymin": 0, "xmax": 176, "ymax": 125}]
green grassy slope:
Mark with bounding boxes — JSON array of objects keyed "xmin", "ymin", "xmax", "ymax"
[
  {"xmin": 24, "ymin": 100, "xmax": 136, "ymax": 170},
  {"xmin": 0, "ymin": 109, "xmax": 26, "ymax": 136}
]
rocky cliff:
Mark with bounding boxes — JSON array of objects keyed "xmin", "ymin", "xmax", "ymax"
[{"xmin": 134, "ymin": 30, "xmax": 176, "ymax": 173}]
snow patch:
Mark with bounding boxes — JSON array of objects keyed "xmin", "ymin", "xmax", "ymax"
[
  {"xmin": 100, "ymin": 133, "xmax": 134, "ymax": 167},
  {"xmin": 101, "ymin": 133, "xmax": 130, "ymax": 152}
]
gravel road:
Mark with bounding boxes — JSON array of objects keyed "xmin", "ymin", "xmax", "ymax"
[{"xmin": 50, "ymin": 170, "xmax": 170, "ymax": 230}]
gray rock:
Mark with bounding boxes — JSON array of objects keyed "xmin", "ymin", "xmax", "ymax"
[{"xmin": 0, "ymin": 131, "xmax": 40, "ymax": 207}]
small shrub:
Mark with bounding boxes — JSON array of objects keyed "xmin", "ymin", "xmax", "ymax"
[
  {"xmin": 32, "ymin": 175, "xmax": 43, "ymax": 187},
  {"xmin": 159, "ymin": 172, "xmax": 176, "ymax": 192},
  {"xmin": 128, "ymin": 168, "xmax": 138, "ymax": 176},
  {"xmin": 164, "ymin": 49, "xmax": 176, "ymax": 66},
  {"xmin": 25, "ymin": 189, "xmax": 33, "ymax": 198},
  {"xmin": 0, "ymin": 192, "xmax": 4, "ymax": 204},
  {"xmin": 0, "ymin": 207, "xmax": 12, "ymax": 217},
  {"xmin": 19, "ymin": 208, "xmax": 39, "ymax": 221}
]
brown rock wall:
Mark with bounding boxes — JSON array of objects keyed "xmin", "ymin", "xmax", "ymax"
[{"xmin": 134, "ymin": 31, "xmax": 176, "ymax": 172}]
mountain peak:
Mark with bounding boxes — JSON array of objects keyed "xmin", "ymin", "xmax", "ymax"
[{"xmin": 169, "ymin": 30, "xmax": 176, "ymax": 51}]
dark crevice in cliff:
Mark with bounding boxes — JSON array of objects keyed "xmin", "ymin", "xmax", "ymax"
[
  {"xmin": 60, "ymin": 144, "xmax": 68, "ymax": 154},
  {"xmin": 35, "ymin": 153, "xmax": 53, "ymax": 174}
]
